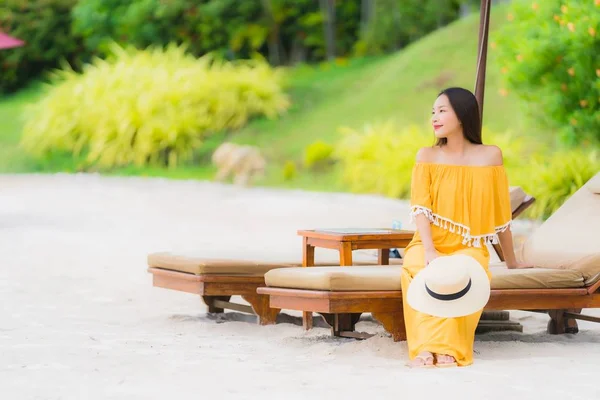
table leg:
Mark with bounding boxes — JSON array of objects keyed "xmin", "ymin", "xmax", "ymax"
[
  {"xmin": 302, "ymin": 236, "xmax": 315, "ymax": 330},
  {"xmin": 302, "ymin": 237, "xmax": 315, "ymax": 267},
  {"xmin": 339, "ymin": 242, "xmax": 353, "ymax": 266},
  {"xmin": 378, "ymin": 249, "xmax": 390, "ymax": 265}
]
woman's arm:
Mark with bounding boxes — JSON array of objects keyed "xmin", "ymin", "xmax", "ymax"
[
  {"xmin": 498, "ymin": 227, "xmax": 533, "ymax": 269},
  {"xmin": 415, "ymin": 213, "xmax": 438, "ymax": 266},
  {"xmin": 412, "ymin": 147, "xmax": 439, "ymax": 266},
  {"xmin": 497, "ymin": 228, "xmax": 517, "ymax": 266}
]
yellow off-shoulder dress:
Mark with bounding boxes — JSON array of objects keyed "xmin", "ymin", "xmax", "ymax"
[{"xmin": 402, "ymin": 162, "xmax": 513, "ymax": 366}]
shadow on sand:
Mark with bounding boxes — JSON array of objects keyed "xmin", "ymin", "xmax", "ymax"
[
  {"xmin": 170, "ymin": 311, "xmax": 382, "ymax": 330},
  {"xmin": 170, "ymin": 311, "xmax": 600, "ymax": 344}
]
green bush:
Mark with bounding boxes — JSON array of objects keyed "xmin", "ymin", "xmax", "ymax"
[
  {"xmin": 334, "ymin": 121, "xmax": 433, "ymax": 198},
  {"xmin": 304, "ymin": 140, "xmax": 335, "ymax": 170},
  {"xmin": 20, "ymin": 43, "xmax": 290, "ymax": 169},
  {"xmin": 494, "ymin": 0, "xmax": 600, "ymax": 145},
  {"xmin": 514, "ymin": 149, "xmax": 600, "ymax": 220},
  {"xmin": 0, "ymin": 0, "xmax": 85, "ymax": 93},
  {"xmin": 282, "ymin": 160, "xmax": 297, "ymax": 181}
]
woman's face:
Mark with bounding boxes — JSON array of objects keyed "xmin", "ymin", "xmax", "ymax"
[{"xmin": 431, "ymin": 94, "xmax": 461, "ymax": 139}]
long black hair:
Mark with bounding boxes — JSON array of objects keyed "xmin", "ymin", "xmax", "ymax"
[{"xmin": 435, "ymin": 87, "xmax": 482, "ymax": 146}]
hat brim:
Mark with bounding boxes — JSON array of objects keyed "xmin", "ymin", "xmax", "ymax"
[{"xmin": 406, "ymin": 255, "xmax": 491, "ymax": 318}]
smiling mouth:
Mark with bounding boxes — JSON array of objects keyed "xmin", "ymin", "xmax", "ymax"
[{"xmin": 433, "ymin": 125, "xmax": 443, "ymax": 130}]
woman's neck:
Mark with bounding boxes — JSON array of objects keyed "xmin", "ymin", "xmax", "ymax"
[{"xmin": 443, "ymin": 134, "xmax": 469, "ymax": 156}]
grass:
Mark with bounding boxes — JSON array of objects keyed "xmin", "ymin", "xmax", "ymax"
[
  {"xmin": 0, "ymin": 83, "xmax": 42, "ymax": 172},
  {"xmin": 0, "ymin": 5, "xmax": 538, "ymax": 191}
]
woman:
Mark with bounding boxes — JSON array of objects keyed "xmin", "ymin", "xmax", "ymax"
[{"xmin": 403, "ymin": 87, "xmax": 531, "ymax": 368}]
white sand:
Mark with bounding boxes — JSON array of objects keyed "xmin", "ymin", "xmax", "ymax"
[{"xmin": 1, "ymin": 173, "xmax": 599, "ymax": 400}]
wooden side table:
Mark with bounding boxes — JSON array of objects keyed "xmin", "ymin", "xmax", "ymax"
[
  {"xmin": 298, "ymin": 228, "xmax": 414, "ymax": 267},
  {"xmin": 297, "ymin": 228, "xmax": 414, "ymax": 329}
]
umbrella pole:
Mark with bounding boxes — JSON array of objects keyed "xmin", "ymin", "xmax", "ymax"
[
  {"xmin": 474, "ymin": 0, "xmax": 491, "ymax": 125},
  {"xmin": 473, "ymin": 0, "xmax": 526, "ymax": 335}
]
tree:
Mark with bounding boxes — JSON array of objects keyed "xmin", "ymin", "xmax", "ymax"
[
  {"xmin": 494, "ymin": 0, "xmax": 600, "ymax": 145},
  {"xmin": 319, "ymin": 0, "xmax": 336, "ymax": 60}
]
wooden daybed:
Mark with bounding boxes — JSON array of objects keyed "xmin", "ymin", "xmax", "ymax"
[{"xmin": 258, "ymin": 173, "xmax": 600, "ymax": 339}]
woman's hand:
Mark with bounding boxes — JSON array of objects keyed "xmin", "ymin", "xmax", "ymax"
[
  {"xmin": 425, "ymin": 248, "xmax": 439, "ymax": 266},
  {"xmin": 506, "ymin": 261, "xmax": 534, "ymax": 269},
  {"xmin": 497, "ymin": 228, "xmax": 534, "ymax": 270}
]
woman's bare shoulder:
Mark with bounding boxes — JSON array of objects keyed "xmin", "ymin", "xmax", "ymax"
[
  {"xmin": 477, "ymin": 144, "xmax": 504, "ymax": 166},
  {"xmin": 415, "ymin": 146, "xmax": 439, "ymax": 162}
]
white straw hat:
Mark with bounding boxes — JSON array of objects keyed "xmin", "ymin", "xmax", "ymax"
[{"xmin": 406, "ymin": 254, "xmax": 491, "ymax": 318}]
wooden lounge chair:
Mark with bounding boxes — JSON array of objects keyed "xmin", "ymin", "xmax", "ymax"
[
  {"xmin": 146, "ymin": 187, "xmax": 532, "ymax": 325},
  {"xmin": 258, "ymin": 173, "xmax": 600, "ymax": 340}
]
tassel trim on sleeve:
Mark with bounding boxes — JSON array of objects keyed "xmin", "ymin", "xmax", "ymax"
[{"xmin": 409, "ymin": 205, "xmax": 511, "ymax": 248}]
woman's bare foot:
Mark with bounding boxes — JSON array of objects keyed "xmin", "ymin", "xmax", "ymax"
[
  {"xmin": 435, "ymin": 354, "xmax": 457, "ymax": 367},
  {"xmin": 407, "ymin": 351, "xmax": 435, "ymax": 368}
]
